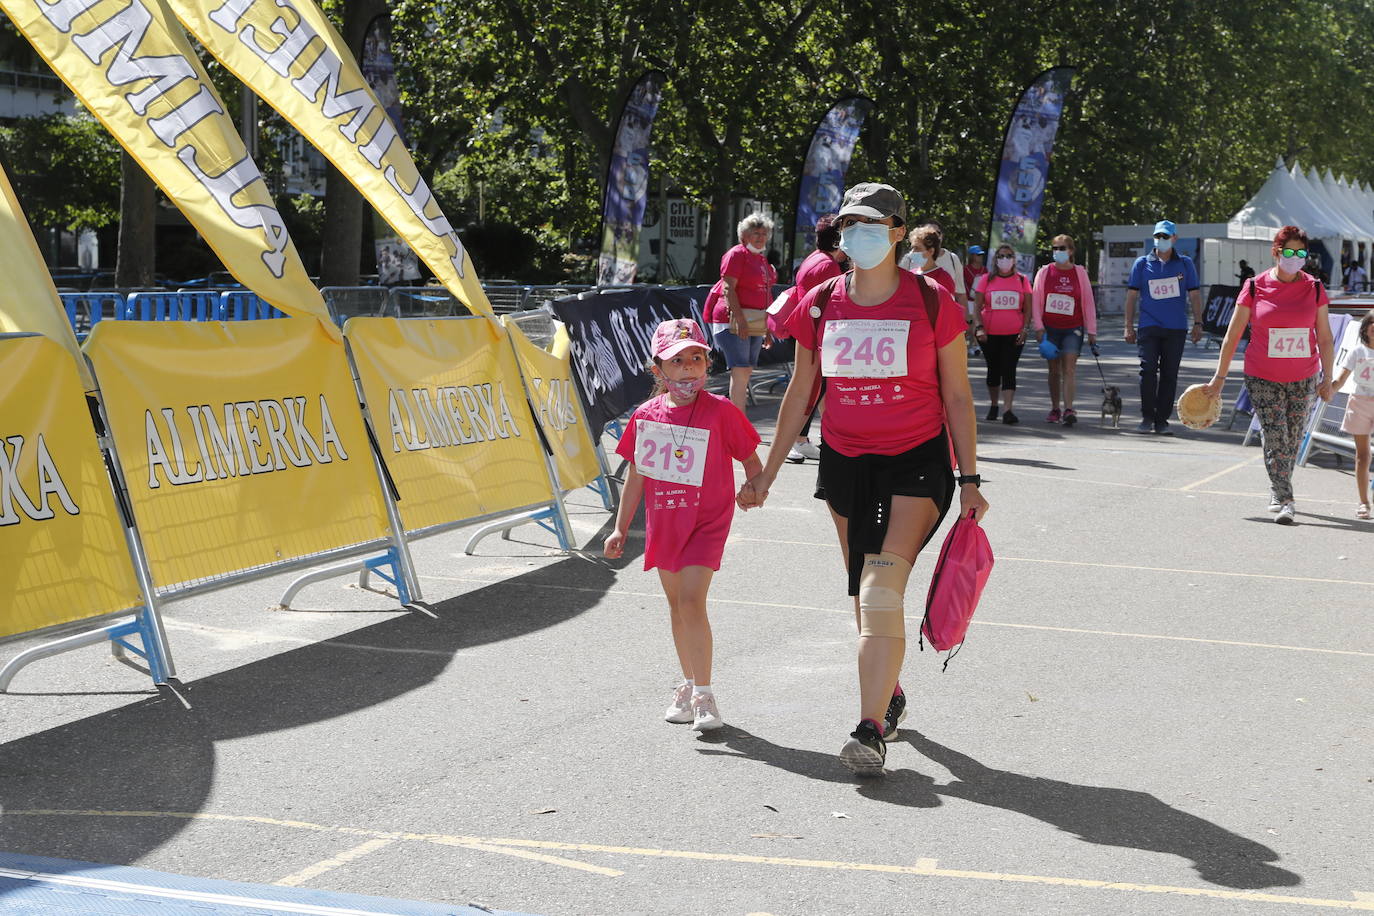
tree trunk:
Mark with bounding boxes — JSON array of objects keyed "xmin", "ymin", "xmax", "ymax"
[
  {"xmin": 319, "ymin": 0, "xmax": 386, "ymax": 286},
  {"xmin": 115, "ymin": 151, "xmax": 156, "ymax": 287},
  {"xmin": 703, "ymin": 177, "xmax": 734, "ymax": 284}
]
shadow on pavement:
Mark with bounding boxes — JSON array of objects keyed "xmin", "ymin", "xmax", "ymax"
[
  {"xmin": 903, "ymin": 729, "xmax": 1301, "ymax": 890},
  {"xmin": 696, "ymin": 726, "xmax": 1300, "ymax": 890},
  {"xmin": 0, "ymin": 521, "xmax": 638, "ymax": 897},
  {"xmin": 694, "ymin": 726, "xmax": 941, "ymax": 807}
]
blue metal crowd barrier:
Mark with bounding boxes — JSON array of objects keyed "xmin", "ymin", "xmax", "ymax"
[
  {"xmin": 219, "ymin": 290, "xmax": 285, "ymax": 320},
  {"xmin": 124, "ymin": 290, "xmax": 220, "ymax": 321},
  {"xmin": 58, "ymin": 292, "xmax": 125, "ymax": 340}
]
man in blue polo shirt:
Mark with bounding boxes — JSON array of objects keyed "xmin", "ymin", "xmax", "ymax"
[{"xmin": 1123, "ymin": 220, "xmax": 1204, "ymax": 434}]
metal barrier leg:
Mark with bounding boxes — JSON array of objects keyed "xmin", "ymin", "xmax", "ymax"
[
  {"xmin": 464, "ymin": 505, "xmax": 569, "ymax": 555},
  {"xmin": 0, "ymin": 614, "xmax": 157, "ymax": 692},
  {"xmin": 275, "ymin": 546, "xmax": 434, "ymax": 616}
]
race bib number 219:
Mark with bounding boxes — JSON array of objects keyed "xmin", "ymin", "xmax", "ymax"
[{"xmin": 635, "ymin": 420, "xmax": 709, "ymax": 487}]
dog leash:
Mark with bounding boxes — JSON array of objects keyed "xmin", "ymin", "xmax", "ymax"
[{"xmin": 1089, "ymin": 342, "xmax": 1109, "ymax": 387}]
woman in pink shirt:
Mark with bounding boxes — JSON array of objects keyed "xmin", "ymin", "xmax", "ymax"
[
  {"xmin": 972, "ymin": 243, "xmax": 1032, "ymax": 424},
  {"xmin": 1202, "ymin": 226, "xmax": 1335, "ymax": 524},
  {"xmin": 738, "ymin": 183, "xmax": 988, "ymax": 775},
  {"xmin": 702, "ymin": 214, "xmax": 778, "ymax": 412},
  {"xmin": 780, "ymin": 215, "xmax": 847, "ymax": 463},
  {"xmin": 1032, "ymin": 234, "xmax": 1097, "ymax": 427},
  {"xmin": 903, "ymin": 223, "xmax": 957, "ymax": 295},
  {"xmin": 606, "ymin": 319, "xmax": 763, "ymax": 729}
]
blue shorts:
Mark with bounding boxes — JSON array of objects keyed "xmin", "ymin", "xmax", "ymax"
[
  {"xmin": 1044, "ymin": 326, "xmax": 1084, "ymax": 355},
  {"xmin": 711, "ymin": 325, "xmax": 764, "ymax": 368}
]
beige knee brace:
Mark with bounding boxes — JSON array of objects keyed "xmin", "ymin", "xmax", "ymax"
[{"xmin": 858, "ymin": 551, "xmax": 913, "ymax": 638}]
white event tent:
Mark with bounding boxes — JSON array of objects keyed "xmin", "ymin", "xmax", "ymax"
[{"xmin": 1228, "ymin": 158, "xmax": 1373, "ymax": 287}]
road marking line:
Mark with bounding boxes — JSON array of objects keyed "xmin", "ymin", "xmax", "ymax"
[
  {"xmin": 443, "ymin": 840, "xmax": 622, "ymax": 877},
  {"xmin": 274, "ymin": 837, "xmax": 397, "ymax": 887},
  {"xmin": 725, "ymin": 541, "xmax": 1374, "ymax": 587},
  {"xmin": 1180, "ymin": 456, "xmax": 1260, "ymax": 491},
  {"xmin": 984, "ymin": 463, "xmax": 1350, "ymax": 505},
  {"xmin": 419, "ymin": 575, "xmax": 1374, "ymax": 658},
  {"xmin": 6, "ymin": 811, "xmax": 1370, "ymax": 912}
]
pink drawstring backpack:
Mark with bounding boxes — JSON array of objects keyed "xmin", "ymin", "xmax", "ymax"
[{"xmin": 921, "ymin": 510, "xmax": 994, "ymax": 667}]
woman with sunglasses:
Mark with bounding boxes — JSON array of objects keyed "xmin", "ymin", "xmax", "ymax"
[
  {"xmin": 1031, "ymin": 234, "xmax": 1097, "ymax": 426},
  {"xmin": 972, "ymin": 243, "xmax": 1032, "ymax": 423},
  {"xmin": 1201, "ymin": 226, "xmax": 1334, "ymax": 524},
  {"xmin": 737, "ymin": 183, "xmax": 988, "ymax": 775}
]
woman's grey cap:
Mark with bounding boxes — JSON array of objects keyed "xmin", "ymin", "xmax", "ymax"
[{"xmin": 838, "ymin": 183, "xmax": 907, "ymax": 222}]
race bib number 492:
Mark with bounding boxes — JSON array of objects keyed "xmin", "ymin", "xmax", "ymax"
[
  {"xmin": 1045, "ymin": 293, "xmax": 1075, "ymax": 316},
  {"xmin": 635, "ymin": 420, "xmax": 710, "ymax": 487},
  {"xmin": 821, "ymin": 319, "xmax": 910, "ymax": 378},
  {"xmin": 1268, "ymin": 328, "xmax": 1311, "ymax": 359}
]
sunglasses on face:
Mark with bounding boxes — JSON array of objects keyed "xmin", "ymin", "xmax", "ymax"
[
  {"xmin": 839, "ymin": 216, "xmax": 893, "ymax": 230},
  {"xmin": 1153, "ymin": 233, "xmax": 1170, "ymax": 240},
  {"xmin": 1281, "ymin": 247, "xmax": 1308, "ymax": 259},
  {"xmin": 1051, "ymin": 246, "xmax": 1069, "ymax": 251}
]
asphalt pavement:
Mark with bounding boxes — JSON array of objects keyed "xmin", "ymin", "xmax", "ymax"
[{"xmin": 1, "ymin": 324, "xmax": 1370, "ymax": 916}]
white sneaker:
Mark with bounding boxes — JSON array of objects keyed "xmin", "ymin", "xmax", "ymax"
[
  {"xmin": 1275, "ymin": 502, "xmax": 1296, "ymax": 525},
  {"xmin": 691, "ymin": 692, "xmax": 723, "ymax": 731},
  {"xmin": 1267, "ymin": 496, "xmax": 1282, "ymax": 513},
  {"xmin": 795, "ymin": 440, "xmax": 821, "ymax": 460},
  {"xmin": 786, "ymin": 445, "xmax": 805, "ymax": 464},
  {"xmin": 664, "ymin": 683, "xmax": 694, "ymax": 723}
]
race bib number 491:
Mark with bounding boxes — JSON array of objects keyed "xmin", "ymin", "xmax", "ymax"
[
  {"xmin": 635, "ymin": 420, "xmax": 710, "ymax": 487},
  {"xmin": 821, "ymin": 319, "xmax": 910, "ymax": 378},
  {"xmin": 1148, "ymin": 276, "xmax": 1181, "ymax": 300}
]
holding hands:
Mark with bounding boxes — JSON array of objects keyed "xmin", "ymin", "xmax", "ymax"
[{"xmin": 736, "ymin": 474, "xmax": 771, "ymax": 510}]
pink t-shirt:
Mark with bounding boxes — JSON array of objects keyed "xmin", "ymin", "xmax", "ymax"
[
  {"xmin": 705, "ymin": 245, "xmax": 777, "ymax": 322},
  {"xmin": 616, "ymin": 392, "xmax": 760, "ymax": 572},
  {"xmin": 1240, "ymin": 268, "xmax": 1328, "ymax": 383},
  {"xmin": 773, "ymin": 250, "xmax": 844, "ymax": 338},
  {"xmin": 1032, "ymin": 264, "xmax": 1098, "ymax": 334},
  {"xmin": 913, "ymin": 266, "xmax": 956, "ymax": 294},
  {"xmin": 974, "ymin": 272, "xmax": 1031, "ymax": 336},
  {"xmin": 788, "ymin": 272, "xmax": 965, "ymax": 456}
]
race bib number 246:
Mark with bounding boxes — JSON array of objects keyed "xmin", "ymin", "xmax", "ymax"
[{"xmin": 821, "ymin": 319, "xmax": 910, "ymax": 378}]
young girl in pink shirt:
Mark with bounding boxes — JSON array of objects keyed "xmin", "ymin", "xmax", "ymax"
[{"xmin": 604, "ymin": 319, "xmax": 762, "ymax": 731}]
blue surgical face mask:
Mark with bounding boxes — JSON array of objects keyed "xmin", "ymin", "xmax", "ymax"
[
  {"xmin": 839, "ymin": 222, "xmax": 896, "ymax": 270},
  {"xmin": 1154, "ymin": 237, "xmax": 1174, "ymax": 252},
  {"xmin": 666, "ymin": 376, "xmax": 704, "ymax": 399},
  {"xmin": 1052, "ymin": 249, "xmax": 1070, "ymax": 265}
]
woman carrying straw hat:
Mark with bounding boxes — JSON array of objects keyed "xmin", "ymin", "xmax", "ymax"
[{"xmin": 1201, "ymin": 225, "xmax": 1334, "ymax": 525}]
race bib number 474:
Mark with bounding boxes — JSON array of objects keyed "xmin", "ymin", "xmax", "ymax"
[
  {"xmin": 635, "ymin": 420, "xmax": 710, "ymax": 487},
  {"xmin": 821, "ymin": 319, "xmax": 910, "ymax": 378},
  {"xmin": 1268, "ymin": 328, "xmax": 1311, "ymax": 359}
]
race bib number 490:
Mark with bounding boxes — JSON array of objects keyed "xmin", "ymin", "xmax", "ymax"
[
  {"xmin": 635, "ymin": 420, "xmax": 709, "ymax": 487},
  {"xmin": 989, "ymin": 290, "xmax": 1020, "ymax": 310},
  {"xmin": 821, "ymin": 319, "xmax": 910, "ymax": 378},
  {"xmin": 1268, "ymin": 328, "xmax": 1311, "ymax": 359},
  {"xmin": 1148, "ymin": 276, "xmax": 1181, "ymax": 300}
]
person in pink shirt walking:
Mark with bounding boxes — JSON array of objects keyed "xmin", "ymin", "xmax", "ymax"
[
  {"xmin": 605, "ymin": 319, "xmax": 763, "ymax": 730},
  {"xmin": 1201, "ymin": 226, "xmax": 1335, "ymax": 524},
  {"xmin": 1032, "ymin": 234, "xmax": 1097, "ymax": 426}
]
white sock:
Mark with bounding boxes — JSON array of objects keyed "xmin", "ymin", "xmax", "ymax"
[
  {"xmin": 692, "ymin": 684, "xmax": 712, "ymax": 697},
  {"xmin": 679, "ymin": 679, "xmax": 694, "ymax": 689}
]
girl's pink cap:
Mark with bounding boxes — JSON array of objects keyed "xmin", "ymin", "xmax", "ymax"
[{"xmin": 652, "ymin": 319, "xmax": 709, "ymax": 359}]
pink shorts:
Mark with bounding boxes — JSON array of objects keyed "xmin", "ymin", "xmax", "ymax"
[{"xmin": 1340, "ymin": 395, "xmax": 1374, "ymax": 435}]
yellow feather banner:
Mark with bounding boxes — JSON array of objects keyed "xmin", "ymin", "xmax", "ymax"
[
  {"xmin": 167, "ymin": 0, "xmax": 493, "ymax": 317},
  {"xmin": 0, "ymin": 160, "xmax": 94, "ymax": 389},
  {"xmin": 1, "ymin": 0, "xmax": 336, "ymax": 335}
]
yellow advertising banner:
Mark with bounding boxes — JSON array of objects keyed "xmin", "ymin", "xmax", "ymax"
[
  {"xmin": 1, "ymin": 334, "xmax": 143, "ymax": 639},
  {"xmin": 85, "ymin": 320, "xmax": 388, "ymax": 588},
  {"xmin": 1, "ymin": 0, "xmax": 335, "ymax": 334},
  {"xmin": 168, "ymin": 0, "xmax": 493, "ymax": 318},
  {"xmin": 504, "ymin": 320, "xmax": 602, "ymax": 492},
  {"xmin": 0, "ymin": 165, "xmax": 93, "ymax": 390},
  {"xmin": 345, "ymin": 317, "xmax": 552, "ymax": 532}
]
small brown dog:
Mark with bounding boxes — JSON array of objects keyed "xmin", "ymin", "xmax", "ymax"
[{"xmin": 1101, "ymin": 385, "xmax": 1123, "ymax": 428}]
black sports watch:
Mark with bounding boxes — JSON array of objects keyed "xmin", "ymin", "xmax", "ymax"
[{"xmin": 957, "ymin": 474, "xmax": 982, "ymax": 488}]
